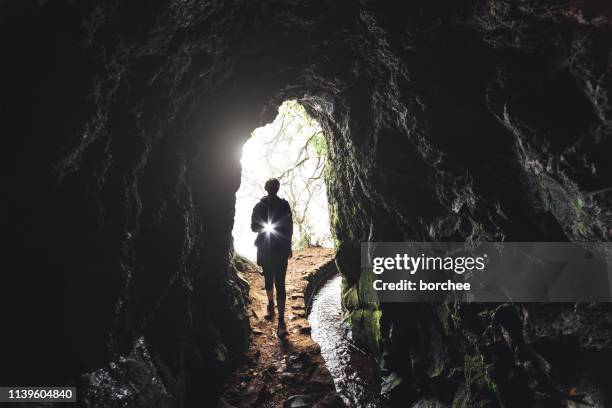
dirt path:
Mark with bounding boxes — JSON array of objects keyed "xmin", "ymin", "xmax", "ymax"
[{"xmin": 220, "ymin": 247, "xmax": 344, "ymax": 408}]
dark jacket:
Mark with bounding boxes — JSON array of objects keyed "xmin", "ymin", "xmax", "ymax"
[{"xmin": 251, "ymin": 195, "xmax": 293, "ymax": 265}]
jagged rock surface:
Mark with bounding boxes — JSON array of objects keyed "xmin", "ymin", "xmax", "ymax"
[{"xmin": 2, "ymin": 1, "xmax": 611, "ymax": 406}]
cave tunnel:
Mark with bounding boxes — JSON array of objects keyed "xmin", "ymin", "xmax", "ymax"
[{"xmin": 1, "ymin": 0, "xmax": 612, "ymax": 407}]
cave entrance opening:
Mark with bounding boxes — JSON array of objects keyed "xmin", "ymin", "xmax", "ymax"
[{"xmin": 232, "ymin": 100, "xmax": 333, "ymax": 261}]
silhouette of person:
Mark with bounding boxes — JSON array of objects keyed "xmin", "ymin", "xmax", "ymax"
[{"xmin": 251, "ymin": 178, "xmax": 293, "ymax": 336}]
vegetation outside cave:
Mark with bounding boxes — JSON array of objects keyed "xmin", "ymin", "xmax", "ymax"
[{"xmin": 232, "ymin": 100, "xmax": 333, "ymax": 261}]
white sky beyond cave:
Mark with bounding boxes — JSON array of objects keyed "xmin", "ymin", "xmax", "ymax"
[{"xmin": 232, "ymin": 101, "xmax": 332, "ymax": 261}]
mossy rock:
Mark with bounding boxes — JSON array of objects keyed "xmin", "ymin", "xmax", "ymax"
[
  {"xmin": 348, "ymin": 308, "xmax": 383, "ymax": 355},
  {"xmin": 452, "ymin": 354, "xmax": 498, "ymax": 408}
]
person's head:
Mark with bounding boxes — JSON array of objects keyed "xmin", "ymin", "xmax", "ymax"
[{"xmin": 264, "ymin": 178, "xmax": 280, "ymax": 196}]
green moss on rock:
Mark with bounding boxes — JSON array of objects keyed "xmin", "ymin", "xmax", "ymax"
[
  {"xmin": 452, "ymin": 353, "xmax": 498, "ymax": 408},
  {"xmin": 343, "ymin": 262, "xmax": 382, "ymax": 355}
]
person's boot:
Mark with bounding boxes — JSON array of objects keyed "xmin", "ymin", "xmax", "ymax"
[
  {"xmin": 264, "ymin": 301, "xmax": 275, "ymax": 321},
  {"xmin": 277, "ymin": 300, "xmax": 287, "ymax": 337}
]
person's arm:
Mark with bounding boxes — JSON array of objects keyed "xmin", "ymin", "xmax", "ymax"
[
  {"xmin": 286, "ymin": 201, "xmax": 293, "ymax": 258},
  {"xmin": 286, "ymin": 201, "xmax": 293, "ymax": 240},
  {"xmin": 251, "ymin": 203, "xmax": 263, "ymax": 233}
]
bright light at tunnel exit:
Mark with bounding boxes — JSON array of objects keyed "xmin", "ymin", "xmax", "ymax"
[
  {"xmin": 263, "ymin": 222, "xmax": 275, "ymax": 234},
  {"xmin": 232, "ymin": 100, "xmax": 333, "ymax": 261}
]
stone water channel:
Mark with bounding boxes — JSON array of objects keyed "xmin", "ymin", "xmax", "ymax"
[{"xmin": 308, "ymin": 275, "xmax": 383, "ymax": 407}]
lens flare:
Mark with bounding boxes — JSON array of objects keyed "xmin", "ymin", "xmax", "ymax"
[{"xmin": 263, "ymin": 222, "xmax": 275, "ymax": 234}]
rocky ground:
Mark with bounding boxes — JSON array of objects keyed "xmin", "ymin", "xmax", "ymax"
[{"xmin": 219, "ymin": 248, "xmax": 344, "ymax": 408}]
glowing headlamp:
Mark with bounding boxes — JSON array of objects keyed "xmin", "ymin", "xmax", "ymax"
[{"xmin": 263, "ymin": 222, "xmax": 276, "ymax": 234}]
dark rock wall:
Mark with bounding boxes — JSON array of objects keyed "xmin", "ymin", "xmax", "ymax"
[
  {"xmin": 328, "ymin": 2, "xmax": 612, "ymax": 406},
  {"xmin": 1, "ymin": 1, "xmax": 610, "ymax": 406}
]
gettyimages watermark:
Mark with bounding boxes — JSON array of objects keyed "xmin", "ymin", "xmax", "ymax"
[{"xmin": 362, "ymin": 242, "xmax": 612, "ymax": 302}]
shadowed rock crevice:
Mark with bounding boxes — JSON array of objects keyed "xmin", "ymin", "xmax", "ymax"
[{"xmin": 2, "ymin": 1, "xmax": 611, "ymax": 406}]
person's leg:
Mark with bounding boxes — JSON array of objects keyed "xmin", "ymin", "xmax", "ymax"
[
  {"xmin": 274, "ymin": 256, "xmax": 289, "ymax": 335},
  {"xmin": 262, "ymin": 264, "xmax": 275, "ymax": 320},
  {"xmin": 274, "ymin": 257, "xmax": 288, "ymax": 308}
]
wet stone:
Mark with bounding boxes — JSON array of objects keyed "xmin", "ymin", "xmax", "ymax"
[
  {"xmin": 310, "ymin": 366, "xmax": 334, "ymax": 385},
  {"xmin": 287, "ymin": 357, "xmax": 304, "ymax": 370},
  {"xmin": 286, "ymin": 352, "xmax": 310, "ymax": 371},
  {"xmin": 280, "ymin": 372, "xmax": 298, "ymax": 383},
  {"xmin": 312, "ymin": 394, "xmax": 344, "ymax": 408},
  {"xmin": 284, "ymin": 394, "xmax": 312, "ymax": 408},
  {"xmin": 242, "ymin": 384, "xmax": 265, "ymax": 406}
]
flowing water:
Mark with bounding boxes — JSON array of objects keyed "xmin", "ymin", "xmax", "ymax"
[{"xmin": 308, "ymin": 275, "xmax": 382, "ymax": 407}]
